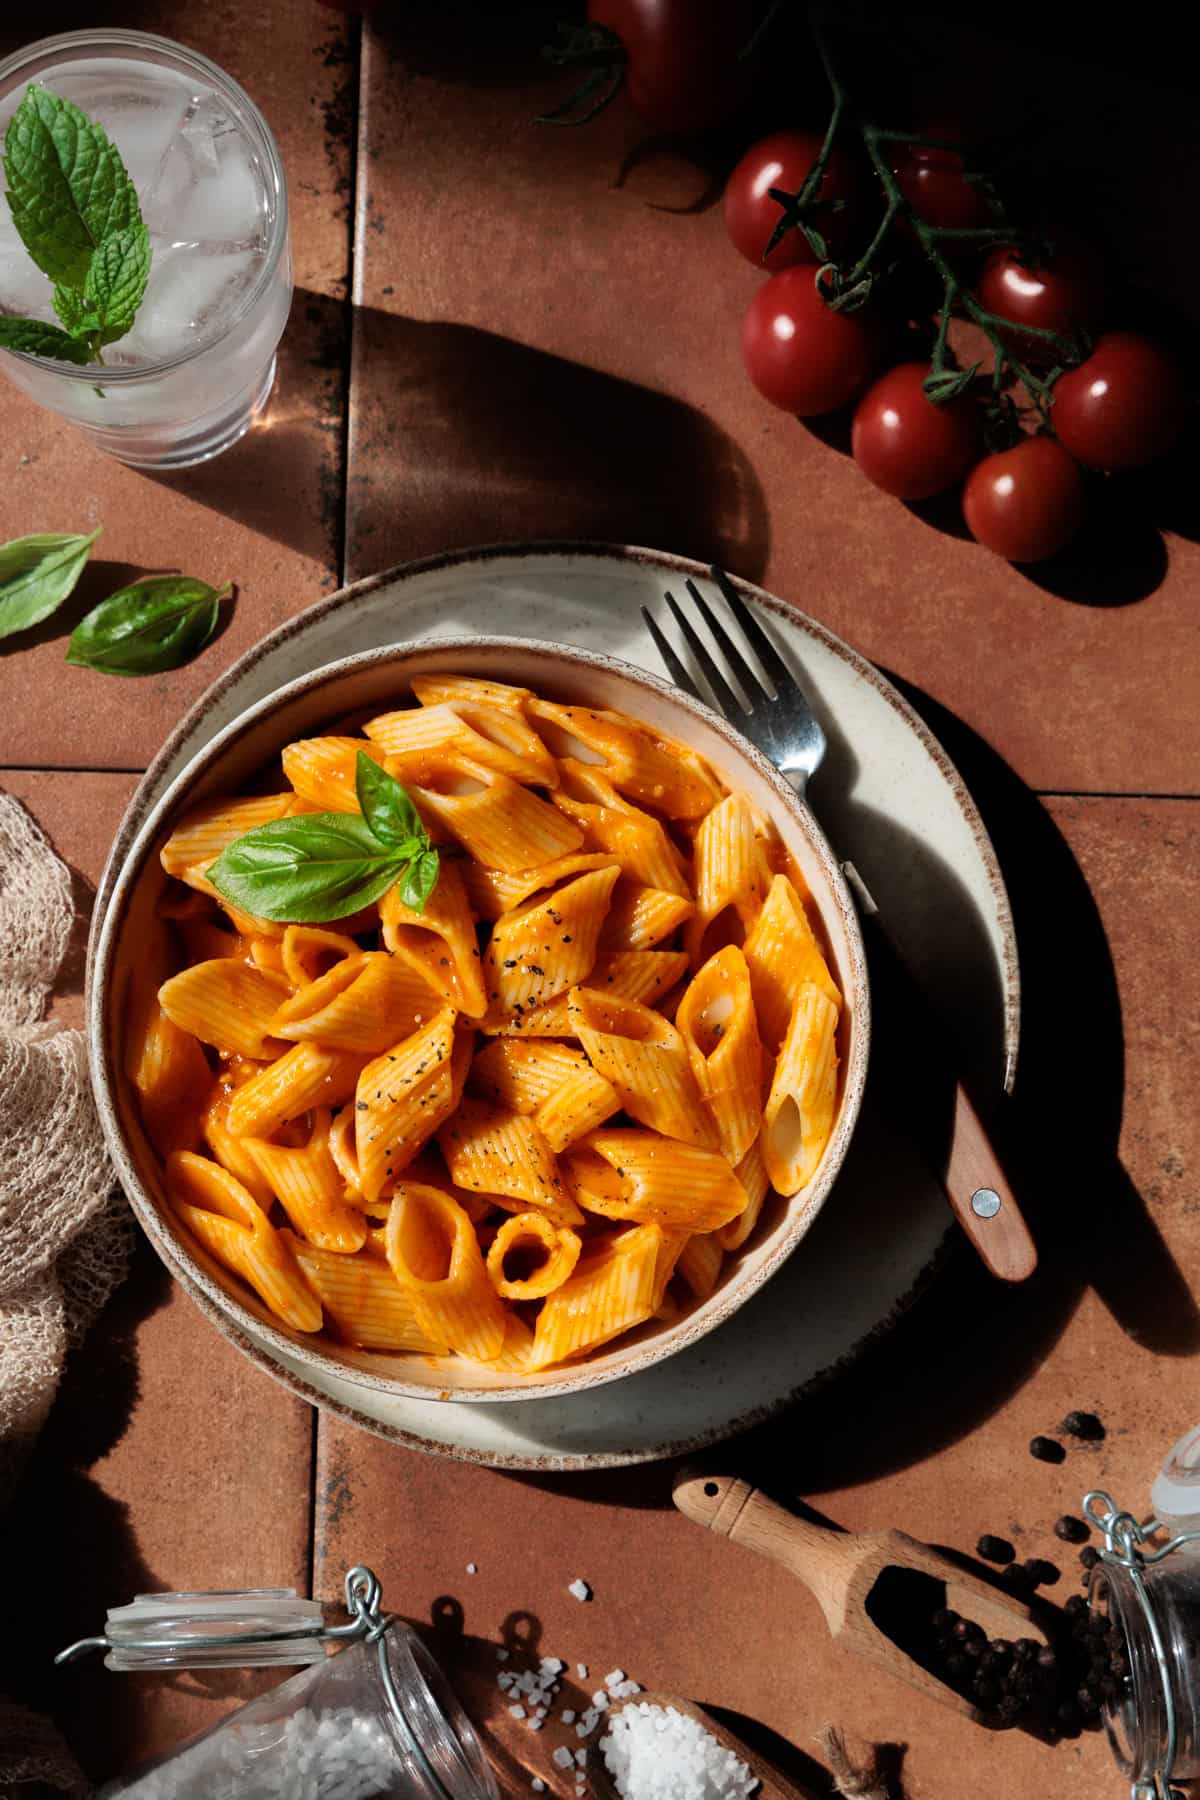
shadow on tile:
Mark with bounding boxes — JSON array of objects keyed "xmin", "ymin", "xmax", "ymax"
[
  {"xmin": 0, "ymin": 562, "xmax": 147, "ymax": 660},
  {"xmin": 344, "ymin": 306, "xmax": 771, "ymax": 583}
]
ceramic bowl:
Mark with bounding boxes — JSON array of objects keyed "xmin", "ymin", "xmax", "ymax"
[{"xmin": 89, "ymin": 637, "xmax": 870, "ymax": 1403}]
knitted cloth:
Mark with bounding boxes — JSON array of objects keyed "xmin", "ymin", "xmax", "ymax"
[{"xmin": 0, "ymin": 794, "xmax": 132, "ymax": 1795}]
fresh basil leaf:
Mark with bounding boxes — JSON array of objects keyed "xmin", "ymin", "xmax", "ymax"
[
  {"xmin": 208, "ymin": 814, "xmax": 411, "ymax": 923},
  {"xmin": 355, "ymin": 751, "xmax": 430, "ymax": 851},
  {"xmin": 3, "ymin": 86, "xmax": 143, "ymax": 291},
  {"xmin": 0, "ymin": 527, "xmax": 102, "ymax": 641},
  {"xmin": 66, "ymin": 575, "xmax": 231, "ymax": 676},
  {"xmin": 399, "ymin": 848, "xmax": 440, "ymax": 914},
  {"xmin": 0, "ymin": 317, "xmax": 93, "ymax": 364},
  {"xmin": 82, "ymin": 222, "xmax": 151, "ymax": 346}
]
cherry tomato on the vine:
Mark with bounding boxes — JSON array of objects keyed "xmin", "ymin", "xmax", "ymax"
[
  {"xmin": 1051, "ymin": 332, "xmax": 1187, "ymax": 469},
  {"xmin": 962, "ymin": 435, "xmax": 1085, "ymax": 562},
  {"xmin": 851, "ymin": 362, "xmax": 980, "ymax": 500},
  {"xmin": 742, "ymin": 268, "xmax": 882, "ymax": 416},
  {"xmin": 978, "ymin": 239, "xmax": 1105, "ymax": 354},
  {"xmin": 588, "ymin": 0, "xmax": 755, "ymax": 135},
  {"xmin": 724, "ymin": 129, "xmax": 867, "ymax": 271},
  {"xmin": 891, "ymin": 138, "xmax": 992, "ymax": 232}
]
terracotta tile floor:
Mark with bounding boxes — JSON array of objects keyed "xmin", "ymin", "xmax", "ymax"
[{"xmin": 2, "ymin": 11, "xmax": 1198, "ymax": 1798}]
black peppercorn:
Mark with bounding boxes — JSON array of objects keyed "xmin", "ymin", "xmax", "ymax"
[
  {"xmin": 972, "ymin": 1676, "xmax": 999, "ymax": 1705},
  {"xmin": 1030, "ymin": 1435, "xmax": 1067, "ymax": 1463},
  {"xmin": 1077, "ymin": 1685, "xmax": 1100, "ymax": 1715},
  {"xmin": 1080, "ymin": 1546, "xmax": 1101, "ymax": 1570},
  {"xmin": 1055, "ymin": 1515, "xmax": 1090, "ymax": 1544},
  {"xmin": 953, "ymin": 1618, "xmax": 973, "ymax": 1641},
  {"xmin": 996, "ymin": 1693, "xmax": 1024, "ymax": 1721},
  {"xmin": 1056, "ymin": 1701, "xmax": 1082, "ymax": 1734},
  {"xmin": 1024, "ymin": 1557, "xmax": 1061, "ymax": 1587},
  {"xmin": 945, "ymin": 1652, "xmax": 968, "ymax": 1679},
  {"xmin": 932, "ymin": 1608, "xmax": 958, "ymax": 1630},
  {"xmin": 976, "ymin": 1533, "xmax": 1015, "ymax": 1565},
  {"xmin": 1036, "ymin": 1646, "xmax": 1058, "ymax": 1670},
  {"xmin": 1065, "ymin": 1594, "xmax": 1088, "ymax": 1618},
  {"xmin": 1062, "ymin": 1410, "xmax": 1105, "ymax": 1441},
  {"xmin": 964, "ymin": 1637, "xmax": 984, "ymax": 1659}
]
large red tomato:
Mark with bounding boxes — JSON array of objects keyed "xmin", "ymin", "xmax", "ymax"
[
  {"xmin": 724, "ymin": 129, "xmax": 867, "ymax": 271},
  {"xmin": 1052, "ymin": 332, "xmax": 1187, "ymax": 469},
  {"xmin": 588, "ymin": 0, "xmax": 755, "ymax": 134},
  {"xmin": 978, "ymin": 239, "xmax": 1106, "ymax": 352},
  {"xmin": 851, "ymin": 363, "xmax": 980, "ymax": 500},
  {"xmin": 962, "ymin": 435, "xmax": 1086, "ymax": 562},
  {"xmin": 742, "ymin": 268, "xmax": 881, "ymax": 416}
]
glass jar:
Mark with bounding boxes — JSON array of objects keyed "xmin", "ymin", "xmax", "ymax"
[
  {"xmin": 1086, "ymin": 1492, "xmax": 1200, "ymax": 1800},
  {"xmin": 59, "ymin": 1567, "xmax": 498, "ymax": 1800}
]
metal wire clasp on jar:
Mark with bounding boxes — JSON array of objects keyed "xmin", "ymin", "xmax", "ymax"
[
  {"xmin": 57, "ymin": 1564, "xmax": 498, "ymax": 1799},
  {"xmin": 1084, "ymin": 1489, "xmax": 1200, "ymax": 1800}
]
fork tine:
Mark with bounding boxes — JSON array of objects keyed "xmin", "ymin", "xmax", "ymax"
[
  {"xmin": 684, "ymin": 578, "xmax": 773, "ymax": 703},
  {"xmin": 641, "ymin": 606, "xmax": 702, "ymax": 702},
  {"xmin": 709, "ymin": 564, "xmax": 794, "ymax": 690},
  {"xmin": 663, "ymin": 589, "xmax": 748, "ymax": 719}
]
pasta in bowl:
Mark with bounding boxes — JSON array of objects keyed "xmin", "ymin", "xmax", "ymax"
[{"xmin": 91, "ymin": 639, "xmax": 869, "ymax": 1401}]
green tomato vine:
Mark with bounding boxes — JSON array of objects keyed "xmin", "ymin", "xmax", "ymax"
[{"xmin": 766, "ymin": 12, "xmax": 1089, "ymax": 442}]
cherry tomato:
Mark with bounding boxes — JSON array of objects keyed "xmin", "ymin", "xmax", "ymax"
[
  {"xmin": 723, "ymin": 129, "xmax": 867, "ymax": 271},
  {"xmin": 742, "ymin": 268, "xmax": 882, "ymax": 416},
  {"xmin": 962, "ymin": 435, "xmax": 1085, "ymax": 562},
  {"xmin": 978, "ymin": 238, "xmax": 1105, "ymax": 357},
  {"xmin": 1051, "ymin": 332, "xmax": 1187, "ymax": 469},
  {"xmin": 588, "ymin": 0, "xmax": 755, "ymax": 135},
  {"xmin": 851, "ymin": 362, "xmax": 980, "ymax": 500},
  {"xmin": 891, "ymin": 138, "xmax": 992, "ymax": 232}
]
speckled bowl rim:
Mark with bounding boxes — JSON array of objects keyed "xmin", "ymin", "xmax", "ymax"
[{"xmin": 89, "ymin": 632, "xmax": 871, "ymax": 1405}]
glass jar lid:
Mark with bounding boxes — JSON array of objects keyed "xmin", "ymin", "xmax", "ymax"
[{"xmin": 101, "ymin": 1587, "xmax": 326, "ymax": 1670}]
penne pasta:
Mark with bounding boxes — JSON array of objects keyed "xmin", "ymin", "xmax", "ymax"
[
  {"xmin": 354, "ymin": 1008, "xmax": 468, "ymax": 1203},
  {"xmin": 563, "ymin": 1131, "xmax": 748, "ymax": 1233},
  {"xmin": 762, "ymin": 982, "xmax": 840, "ymax": 1196},
  {"xmin": 485, "ymin": 949, "xmax": 689, "ymax": 1037},
  {"xmin": 685, "ymin": 793, "xmax": 773, "ymax": 966},
  {"xmin": 485, "ymin": 1211, "xmax": 582, "ymax": 1300},
  {"xmin": 158, "ymin": 957, "xmax": 291, "ymax": 1060},
  {"xmin": 242, "ymin": 1109, "xmax": 368, "ymax": 1253},
  {"xmin": 528, "ymin": 1224, "xmax": 661, "ymax": 1369},
  {"xmin": 281, "ymin": 736, "xmax": 386, "ymax": 813},
  {"xmin": 599, "ymin": 879, "xmax": 695, "ymax": 951},
  {"xmin": 202, "ymin": 1088, "xmax": 276, "ymax": 1208},
  {"xmin": 718, "ymin": 1134, "xmax": 772, "ymax": 1251},
  {"xmin": 270, "ymin": 950, "xmax": 441, "ymax": 1053},
  {"xmin": 461, "ymin": 852, "xmax": 618, "ymax": 923},
  {"xmin": 282, "ymin": 1230, "xmax": 447, "ymax": 1353},
  {"xmin": 385, "ymin": 1182, "xmax": 506, "ymax": 1362},
  {"xmin": 280, "ymin": 924, "xmax": 361, "ymax": 989},
  {"xmin": 552, "ymin": 762, "xmax": 690, "ymax": 896},
  {"xmin": 482, "ymin": 864, "xmax": 619, "ymax": 1020},
  {"xmin": 677, "ymin": 1230, "xmax": 724, "ymax": 1301},
  {"xmin": 411, "ymin": 673, "xmax": 532, "ymax": 713},
  {"xmin": 365, "ymin": 700, "xmax": 557, "ymax": 789},
  {"xmin": 568, "ymin": 987, "xmax": 718, "ymax": 1150},
  {"xmin": 674, "ymin": 944, "xmax": 765, "ymax": 1166},
  {"xmin": 487, "ymin": 1310, "xmax": 537, "ymax": 1373},
  {"xmin": 123, "ymin": 933, "xmax": 210, "ymax": 1159},
  {"xmin": 438, "ymin": 1097, "xmax": 563, "ymax": 1211},
  {"xmin": 380, "ymin": 860, "xmax": 487, "ymax": 1018},
  {"xmin": 469, "ymin": 1039, "xmax": 620, "ymax": 1152},
  {"xmin": 166, "ymin": 1151, "xmax": 323, "ymax": 1333},
  {"xmin": 412, "ymin": 760, "xmax": 583, "ymax": 873},
  {"xmin": 227, "ymin": 1042, "xmax": 366, "ymax": 1140},
  {"xmin": 529, "ymin": 699, "xmax": 720, "ymax": 818},
  {"xmin": 177, "ymin": 918, "xmax": 242, "ymax": 965},
  {"xmin": 743, "ymin": 874, "xmax": 842, "ymax": 1048}
]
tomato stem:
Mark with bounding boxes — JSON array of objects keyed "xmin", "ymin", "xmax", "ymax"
[{"xmin": 789, "ymin": 8, "xmax": 1082, "ymax": 423}]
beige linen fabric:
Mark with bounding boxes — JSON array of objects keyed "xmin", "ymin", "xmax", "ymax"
[{"xmin": 0, "ymin": 793, "xmax": 132, "ymax": 1795}]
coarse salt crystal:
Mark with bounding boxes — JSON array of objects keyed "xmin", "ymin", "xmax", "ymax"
[
  {"xmin": 531, "ymin": 1782, "xmax": 545, "ymax": 1794},
  {"xmin": 574, "ymin": 1749, "xmax": 588, "ymax": 1766},
  {"xmin": 509, "ymin": 1705, "xmax": 526, "ymax": 1720},
  {"xmin": 562, "ymin": 1710, "xmax": 576, "ymax": 1724},
  {"xmin": 496, "ymin": 1648, "xmax": 510, "ymax": 1662},
  {"xmin": 553, "ymin": 1747, "xmax": 575, "ymax": 1771},
  {"xmin": 577, "ymin": 1663, "xmax": 589, "ymax": 1679},
  {"xmin": 599, "ymin": 1701, "xmax": 757, "ymax": 1799},
  {"xmin": 568, "ymin": 1578, "xmax": 592, "ymax": 1602},
  {"xmin": 604, "ymin": 1670, "xmax": 626, "ymax": 1689},
  {"xmin": 528, "ymin": 1719, "xmax": 544, "ymax": 1732},
  {"xmin": 498, "ymin": 1673, "xmax": 514, "ymax": 1691},
  {"xmin": 466, "ymin": 1563, "xmax": 478, "ymax": 1575}
]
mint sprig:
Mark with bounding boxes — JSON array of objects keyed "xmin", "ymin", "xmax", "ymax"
[
  {"xmin": 0, "ymin": 86, "xmax": 151, "ymax": 367},
  {"xmin": 208, "ymin": 754, "xmax": 441, "ymax": 922}
]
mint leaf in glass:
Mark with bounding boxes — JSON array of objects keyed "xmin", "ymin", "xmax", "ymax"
[
  {"xmin": 66, "ymin": 575, "xmax": 231, "ymax": 676},
  {"xmin": 0, "ymin": 527, "xmax": 102, "ymax": 641},
  {"xmin": 2, "ymin": 86, "xmax": 142, "ymax": 290},
  {"xmin": 0, "ymin": 318, "xmax": 93, "ymax": 363}
]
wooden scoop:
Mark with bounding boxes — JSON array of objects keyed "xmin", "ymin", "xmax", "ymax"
[
  {"xmin": 595, "ymin": 1692, "xmax": 819, "ymax": 1800},
  {"xmin": 673, "ymin": 1471, "xmax": 1048, "ymax": 1723}
]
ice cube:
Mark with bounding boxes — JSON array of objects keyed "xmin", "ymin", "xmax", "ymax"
[
  {"xmin": 173, "ymin": 126, "xmax": 266, "ymax": 245},
  {"xmin": 91, "ymin": 80, "xmax": 193, "ymax": 196},
  {"xmin": 0, "ymin": 243, "xmax": 57, "ymax": 323},
  {"xmin": 132, "ymin": 245, "xmax": 259, "ymax": 356}
]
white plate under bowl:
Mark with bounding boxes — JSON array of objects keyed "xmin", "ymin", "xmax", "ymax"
[{"xmin": 91, "ymin": 544, "xmax": 1018, "ymax": 1470}]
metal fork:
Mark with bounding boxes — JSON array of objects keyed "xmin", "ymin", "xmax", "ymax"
[{"xmin": 643, "ymin": 566, "xmax": 1036, "ymax": 1283}]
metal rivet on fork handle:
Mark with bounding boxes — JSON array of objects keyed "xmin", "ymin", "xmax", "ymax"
[{"xmin": 972, "ymin": 1188, "xmax": 1001, "ymax": 1219}]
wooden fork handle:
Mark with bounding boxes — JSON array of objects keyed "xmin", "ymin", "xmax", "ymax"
[
  {"xmin": 672, "ymin": 1469, "xmax": 859, "ymax": 1627},
  {"xmin": 846, "ymin": 872, "xmax": 1038, "ymax": 1283}
]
